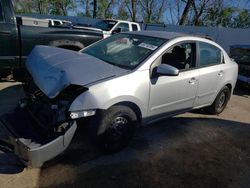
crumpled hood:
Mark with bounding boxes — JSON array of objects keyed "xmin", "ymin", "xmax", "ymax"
[{"xmin": 26, "ymin": 45, "xmax": 127, "ymax": 98}]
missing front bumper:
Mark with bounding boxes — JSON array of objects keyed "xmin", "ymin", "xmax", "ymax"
[
  {"xmin": 11, "ymin": 121, "xmax": 77, "ymax": 167},
  {"xmin": 0, "ymin": 111, "xmax": 77, "ymax": 168}
]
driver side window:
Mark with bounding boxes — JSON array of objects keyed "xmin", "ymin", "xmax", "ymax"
[{"xmin": 161, "ymin": 42, "xmax": 196, "ymax": 70}]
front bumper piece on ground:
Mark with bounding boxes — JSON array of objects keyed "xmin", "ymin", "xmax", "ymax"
[
  {"xmin": 0, "ymin": 112, "xmax": 77, "ymax": 168},
  {"xmin": 11, "ymin": 122, "xmax": 77, "ymax": 167}
]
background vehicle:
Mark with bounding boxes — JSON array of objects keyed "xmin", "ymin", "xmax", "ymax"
[
  {"xmin": 0, "ymin": 31, "xmax": 238, "ymax": 167},
  {"xmin": 77, "ymin": 19, "xmax": 141, "ymax": 38},
  {"xmin": 46, "ymin": 19, "xmax": 72, "ymax": 27},
  {"xmin": 230, "ymin": 45, "xmax": 250, "ymax": 87},
  {"xmin": 0, "ymin": 0, "xmax": 103, "ymax": 79}
]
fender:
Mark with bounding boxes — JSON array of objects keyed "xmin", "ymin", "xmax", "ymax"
[{"xmin": 69, "ymin": 91, "xmax": 148, "ymax": 118}]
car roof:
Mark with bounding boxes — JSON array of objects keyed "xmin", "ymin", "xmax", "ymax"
[{"xmin": 124, "ymin": 30, "xmax": 210, "ymax": 40}]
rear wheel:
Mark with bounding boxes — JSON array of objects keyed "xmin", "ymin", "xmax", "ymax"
[
  {"xmin": 91, "ymin": 105, "xmax": 137, "ymax": 153},
  {"xmin": 206, "ymin": 86, "xmax": 230, "ymax": 115}
]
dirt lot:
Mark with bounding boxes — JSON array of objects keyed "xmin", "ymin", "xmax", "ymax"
[{"xmin": 0, "ymin": 82, "xmax": 249, "ymax": 188}]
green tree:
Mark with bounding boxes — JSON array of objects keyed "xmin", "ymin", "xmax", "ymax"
[
  {"xmin": 124, "ymin": 0, "xmax": 137, "ymax": 21},
  {"xmin": 179, "ymin": 0, "xmax": 194, "ymax": 25},
  {"xmin": 13, "ymin": 0, "xmax": 36, "ymax": 14},
  {"xmin": 232, "ymin": 9, "xmax": 250, "ymax": 28},
  {"xmin": 93, "ymin": 0, "xmax": 97, "ymax": 18},
  {"xmin": 79, "ymin": 0, "xmax": 91, "ymax": 17},
  {"xmin": 139, "ymin": 0, "xmax": 166, "ymax": 23},
  {"xmin": 96, "ymin": 0, "xmax": 115, "ymax": 18},
  {"xmin": 116, "ymin": 2, "xmax": 130, "ymax": 20},
  {"xmin": 49, "ymin": 0, "xmax": 76, "ymax": 16},
  {"xmin": 204, "ymin": 6, "xmax": 235, "ymax": 27},
  {"xmin": 36, "ymin": 0, "xmax": 50, "ymax": 14}
]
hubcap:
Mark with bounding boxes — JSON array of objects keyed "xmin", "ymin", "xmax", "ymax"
[
  {"xmin": 108, "ymin": 116, "xmax": 128, "ymax": 141},
  {"xmin": 217, "ymin": 92, "xmax": 226, "ymax": 109}
]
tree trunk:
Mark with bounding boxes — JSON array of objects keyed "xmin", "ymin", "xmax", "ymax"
[
  {"xmin": 38, "ymin": 0, "xmax": 42, "ymax": 14},
  {"xmin": 93, "ymin": 0, "xmax": 97, "ymax": 18},
  {"xmin": 131, "ymin": 0, "xmax": 136, "ymax": 21},
  {"xmin": 86, "ymin": 0, "xmax": 90, "ymax": 17},
  {"xmin": 104, "ymin": 0, "xmax": 113, "ymax": 18},
  {"xmin": 179, "ymin": 0, "xmax": 194, "ymax": 25}
]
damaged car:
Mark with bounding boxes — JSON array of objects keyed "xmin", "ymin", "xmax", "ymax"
[{"xmin": 0, "ymin": 31, "xmax": 238, "ymax": 167}]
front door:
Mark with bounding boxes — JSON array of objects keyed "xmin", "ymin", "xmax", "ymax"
[{"xmin": 148, "ymin": 42, "xmax": 199, "ymax": 117}]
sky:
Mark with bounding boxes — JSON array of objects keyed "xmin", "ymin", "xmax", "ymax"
[{"xmin": 66, "ymin": 0, "xmax": 250, "ymax": 24}]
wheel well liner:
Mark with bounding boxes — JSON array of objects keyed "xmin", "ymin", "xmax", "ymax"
[
  {"xmin": 225, "ymin": 83, "xmax": 232, "ymax": 93},
  {"xmin": 225, "ymin": 83, "xmax": 233, "ymax": 98},
  {"xmin": 112, "ymin": 102, "xmax": 142, "ymax": 121}
]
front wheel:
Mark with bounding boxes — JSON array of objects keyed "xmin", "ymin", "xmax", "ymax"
[
  {"xmin": 91, "ymin": 105, "xmax": 137, "ymax": 153},
  {"xmin": 206, "ymin": 86, "xmax": 231, "ymax": 115}
]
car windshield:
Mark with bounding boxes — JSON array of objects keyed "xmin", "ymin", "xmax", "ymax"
[
  {"xmin": 81, "ymin": 33, "xmax": 167, "ymax": 70},
  {"xmin": 93, "ymin": 20, "xmax": 117, "ymax": 31}
]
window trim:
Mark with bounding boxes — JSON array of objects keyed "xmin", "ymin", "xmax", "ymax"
[
  {"xmin": 197, "ymin": 41, "xmax": 223, "ymax": 68},
  {"xmin": 150, "ymin": 40, "xmax": 198, "ymax": 74}
]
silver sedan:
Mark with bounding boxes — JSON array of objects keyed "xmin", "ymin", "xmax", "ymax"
[{"xmin": 11, "ymin": 31, "xmax": 238, "ymax": 166}]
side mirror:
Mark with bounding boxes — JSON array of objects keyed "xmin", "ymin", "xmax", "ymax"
[
  {"xmin": 112, "ymin": 27, "xmax": 122, "ymax": 34},
  {"xmin": 155, "ymin": 64, "xmax": 179, "ymax": 76}
]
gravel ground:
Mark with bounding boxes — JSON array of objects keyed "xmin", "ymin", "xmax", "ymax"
[{"xmin": 0, "ymin": 82, "xmax": 249, "ymax": 188}]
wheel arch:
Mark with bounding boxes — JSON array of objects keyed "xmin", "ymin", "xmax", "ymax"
[
  {"xmin": 110, "ymin": 101, "xmax": 142, "ymax": 122},
  {"xmin": 223, "ymin": 82, "xmax": 233, "ymax": 97},
  {"xmin": 225, "ymin": 83, "xmax": 232, "ymax": 93}
]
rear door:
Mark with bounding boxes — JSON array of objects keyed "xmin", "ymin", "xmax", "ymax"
[
  {"xmin": 194, "ymin": 41, "xmax": 225, "ymax": 107},
  {"xmin": 0, "ymin": 0, "xmax": 19, "ymax": 71},
  {"xmin": 148, "ymin": 41, "xmax": 199, "ymax": 117}
]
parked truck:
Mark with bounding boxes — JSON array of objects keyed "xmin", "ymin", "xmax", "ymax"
[
  {"xmin": 0, "ymin": 0, "xmax": 142, "ymax": 79},
  {"xmin": 74, "ymin": 19, "xmax": 141, "ymax": 38},
  {"xmin": 0, "ymin": 0, "xmax": 103, "ymax": 79}
]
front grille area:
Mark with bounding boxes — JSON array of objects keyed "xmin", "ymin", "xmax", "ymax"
[{"xmin": 22, "ymin": 74, "xmax": 71, "ymax": 133}]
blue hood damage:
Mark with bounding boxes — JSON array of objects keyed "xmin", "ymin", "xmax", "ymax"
[{"xmin": 26, "ymin": 45, "xmax": 127, "ymax": 98}]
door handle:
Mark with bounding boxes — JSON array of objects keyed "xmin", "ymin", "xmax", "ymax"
[
  {"xmin": 189, "ymin": 77, "xmax": 197, "ymax": 84},
  {"xmin": 218, "ymin": 70, "xmax": 224, "ymax": 76}
]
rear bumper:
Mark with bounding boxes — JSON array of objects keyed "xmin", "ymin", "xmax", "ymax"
[{"xmin": 11, "ymin": 121, "xmax": 77, "ymax": 167}]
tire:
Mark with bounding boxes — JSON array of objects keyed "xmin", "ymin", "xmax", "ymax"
[
  {"xmin": 206, "ymin": 86, "xmax": 230, "ymax": 115},
  {"xmin": 91, "ymin": 105, "xmax": 137, "ymax": 153}
]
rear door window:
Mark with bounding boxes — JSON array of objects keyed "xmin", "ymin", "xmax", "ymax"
[
  {"xmin": 132, "ymin": 24, "xmax": 138, "ymax": 31},
  {"xmin": 199, "ymin": 42, "xmax": 222, "ymax": 67}
]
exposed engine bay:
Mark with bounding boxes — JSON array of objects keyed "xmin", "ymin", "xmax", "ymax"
[
  {"xmin": 0, "ymin": 75, "xmax": 85, "ymax": 167},
  {"xmin": 23, "ymin": 75, "xmax": 74, "ymax": 135}
]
